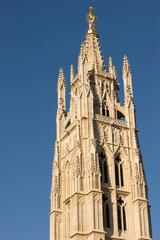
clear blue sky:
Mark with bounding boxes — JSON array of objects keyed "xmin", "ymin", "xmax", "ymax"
[{"xmin": 0, "ymin": 1, "xmax": 159, "ymax": 239}]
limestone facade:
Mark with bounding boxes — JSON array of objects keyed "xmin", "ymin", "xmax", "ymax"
[{"xmin": 50, "ymin": 7, "xmax": 152, "ymax": 240}]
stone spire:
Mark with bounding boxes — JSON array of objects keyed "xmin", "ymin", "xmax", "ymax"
[
  {"xmin": 122, "ymin": 55, "xmax": 133, "ymax": 102},
  {"xmin": 70, "ymin": 64, "xmax": 74, "ymax": 84},
  {"xmin": 78, "ymin": 7, "xmax": 106, "ymax": 75},
  {"xmin": 57, "ymin": 67, "xmax": 66, "ymax": 111},
  {"xmin": 123, "ymin": 55, "xmax": 131, "ymax": 77},
  {"xmin": 109, "ymin": 56, "xmax": 117, "ymax": 79},
  {"xmin": 57, "ymin": 67, "xmax": 65, "ymax": 87}
]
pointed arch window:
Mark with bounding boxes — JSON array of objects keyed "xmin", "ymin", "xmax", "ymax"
[
  {"xmin": 117, "ymin": 197, "xmax": 127, "ymax": 231},
  {"xmin": 102, "ymin": 98, "xmax": 110, "ymax": 117},
  {"xmin": 102, "ymin": 193, "xmax": 111, "ymax": 229},
  {"xmin": 104, "ymin": 161, "xmax": 108, "ymax": 184},
  {"xmin": 117, "ymin": 111, "xmax": 125, "ymax": 121},
  {"xmin": 115, "ymin": 155, "xmax": 124, "ymax": 187},
  {"xmin": 99, "ymin": 152, "xmax": 109, "ymax": 185}
]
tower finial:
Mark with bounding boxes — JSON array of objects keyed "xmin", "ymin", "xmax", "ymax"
[
  {"xmin": 123, "ymin": 55, "xmax": 130, "ymax": 74},
  {"xmin": 86, "ymin": 7, "xmax": 96, "ymax": 33},
  {"xmin": 58, "ymin": 67, "xmax": 65, "ymax": 86},
  {"xmin": 122, "ymin": 55, "xmax": 133, "ymax": 101},
  {"xmin": 70, "ymin": 64, "xmax": 74, "ymax": 83}
]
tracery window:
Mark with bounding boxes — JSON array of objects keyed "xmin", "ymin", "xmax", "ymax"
[
  {"xmin": 117, "ymin": 111, "xmax": 125, "ymax": 121},
  {"xmin": 102, "ymin": 98, "xmax": 110, "ymax": 117},
  {"xmin": 99, "ymin": 152, "xmax": 109, "ymax": 185},
  {"xmin": 115, "ymin": 155, "xmax": 124, "ymax": 187},
  {"xmin": 117, "ymin": 197, "xmax": 127, "ymax": 231}
]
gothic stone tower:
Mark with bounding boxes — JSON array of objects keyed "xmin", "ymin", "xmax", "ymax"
[{"xmin": 50, "ymin": 7, "xmax": 152, "ymax": 240}]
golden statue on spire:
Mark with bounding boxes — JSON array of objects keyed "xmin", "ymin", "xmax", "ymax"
[{"xmin": 87, "ymin": 7, "xmax": 96, "ymax": 33}]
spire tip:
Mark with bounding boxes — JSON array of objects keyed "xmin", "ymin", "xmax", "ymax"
[{"xmin": 86, "ymin": 7, "xmax": 97, "ymax": 33}]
